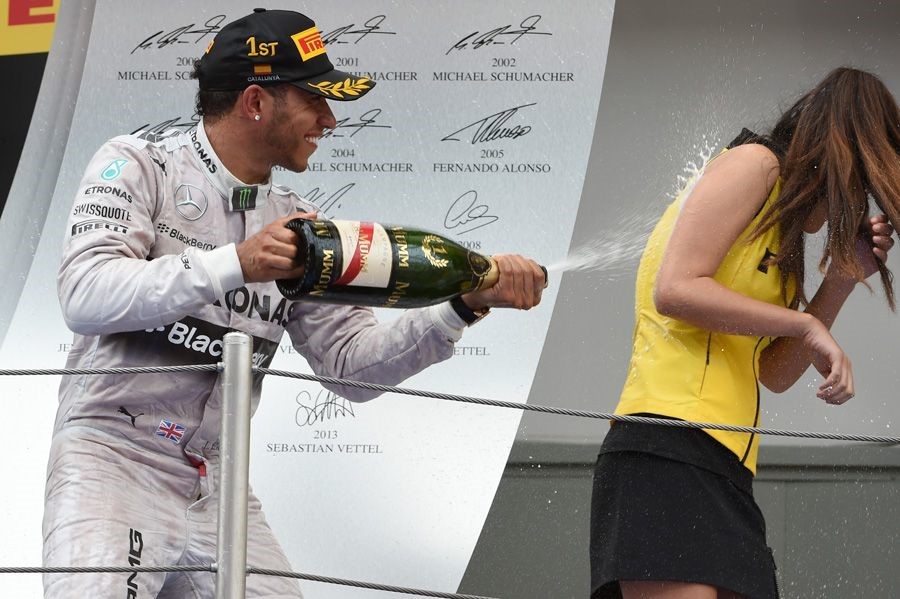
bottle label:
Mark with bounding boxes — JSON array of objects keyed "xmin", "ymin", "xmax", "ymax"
[{"xmin": 332, "ymin": 220, "xmax": 393, "ymax": 288}]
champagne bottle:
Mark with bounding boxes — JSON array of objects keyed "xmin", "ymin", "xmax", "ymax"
[{"xmin": 276, "ymin": 218, "xmax": 540, "ymax": 308}]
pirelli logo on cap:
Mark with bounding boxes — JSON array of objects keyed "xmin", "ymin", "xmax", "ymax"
[{"xmin": 291, "ymin": 26, "xmax": 325, "ymax": 61}]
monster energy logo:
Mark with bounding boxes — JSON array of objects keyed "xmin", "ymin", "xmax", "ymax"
[{"xmin": 230, "ymin": 187, "xmax": 258, "ymax": 211}]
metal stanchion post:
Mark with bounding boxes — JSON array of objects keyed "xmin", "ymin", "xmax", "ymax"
[{"xmin": 216, "ymin": 332, "xmax": 253, "ymax": 599}]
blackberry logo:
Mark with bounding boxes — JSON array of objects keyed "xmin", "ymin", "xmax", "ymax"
[{"xmin": 155, "ymin": 221, "xmax": 216, "ymax": 251}]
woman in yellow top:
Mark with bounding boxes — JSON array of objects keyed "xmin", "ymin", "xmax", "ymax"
[{"xmin": 590, "ymin": 67, "xmax": 900, "ymax": 599}]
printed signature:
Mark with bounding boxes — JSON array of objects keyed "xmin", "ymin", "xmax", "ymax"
[
  {"xmin": 323, "ymin": 108, "xmax": 392, "ymax": 139},
  {"xmin": 446, "ymin": 15, "xmax": 551, "ymax": 54},
  {"xmin": 131, "ymin": 15, "xmax": 226, "ymax": 54},
  {"xmin": 131, "ymin": 115, "xmax": 199, "ymax": 139},
  {"xmin": 303, "ymin": 182, "xmax": 356, "ymax": 214},
  {"xmin": 295, "ymin": 389, "xmax": 356, "ymax": 426},
  {"xmin": 322, "ymin": 15, "xmax": 397, "ymax": 45},
  {"xmin": 442, "ymin": 103, "xmax": 535, "ymax": 144},
  {"xmin": 444, "ymin": 190, "xmax": 499, "ymax": 235}
]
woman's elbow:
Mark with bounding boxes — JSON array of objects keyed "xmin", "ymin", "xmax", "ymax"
[
  {"xmin": 758, "ymin": 367, "xmax": 797, "ymax": 394},
  {"xmin": 653, "ymin": 280, "xmax": 683, "ymax": 318},
  {"xmin": 759, "ymin": 377, "xmax": 790, "ymax": 394}
]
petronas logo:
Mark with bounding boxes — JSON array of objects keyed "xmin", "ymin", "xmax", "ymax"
[
  {"xmin": 100, "ymin": 159, "xmax": 129, "ymax": 181},
  {"xmin": 230, "ymin": 187, "xmax": 258, "ymax": 211}
]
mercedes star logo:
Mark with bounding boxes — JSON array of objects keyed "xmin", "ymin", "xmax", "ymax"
[{"xmin": 174, "ymin": 184, "xmax": 208, "ymax": 221}]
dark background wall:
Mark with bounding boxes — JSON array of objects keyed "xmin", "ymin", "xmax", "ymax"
[
  {"xmin": 0, "ymin": 0, "xmax": 56, "ymax": 215},
  {"xmin": 0, "ymin": 52, "xmax": 48, "ymax": 214}
]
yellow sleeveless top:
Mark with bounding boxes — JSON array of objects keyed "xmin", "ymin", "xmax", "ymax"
[{"xmin": 615, "ymin": 163, "xmax": 792, "ymax": 474}]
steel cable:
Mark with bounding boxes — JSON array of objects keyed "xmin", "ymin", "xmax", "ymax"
[
  {"xmin": 0, "ymin": 565, "xmax": 212, "ymax": 574},
  {"xmin": 258, "ymin": 368, "xmax": 900, "ymax": 445},
  {"xmin": 0, "ymin": 365, "xmax": 219, "ymax": 376},
  {"xmin": 1, "ymin": 364, "xmax": 897, "ymax": 444}
]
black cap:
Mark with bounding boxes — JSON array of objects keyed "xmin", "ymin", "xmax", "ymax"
[{"xmin": 197, "ymin": 8, "xmax": 374, "ymax": 101}]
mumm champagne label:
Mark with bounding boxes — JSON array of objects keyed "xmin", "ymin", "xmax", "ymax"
[
  {"xmin": 383, "ymin": 281, "xmax": 411, "ymax": 308},
  {"xmin": 331, "ymin": 220, "xmax": 393, "ymax": 288},
  {"xmin": 309, "ymin": 249, "xmax": 335, "ymax": 297},
  {"xmin": 391, "ymin": 226, "xmax": 410, "ymax": 268}
]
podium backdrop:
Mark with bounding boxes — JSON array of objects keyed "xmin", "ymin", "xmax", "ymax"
[{"xmin": 0, "ymin": 2, "xmax": 612, "ymax": 597}]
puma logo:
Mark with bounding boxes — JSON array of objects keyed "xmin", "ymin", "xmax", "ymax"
[
  {"xmin": 118, "ymin": 406, "xmax": 144, "ymax": 427},
  {"xmin": 151, "ymin": 156, "xmax": 167, "ymax": 175}
]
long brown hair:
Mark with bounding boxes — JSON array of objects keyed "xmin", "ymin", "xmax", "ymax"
[{"xmin": 750, "ymin": 67, "xmax": 900, "ymax": 310}]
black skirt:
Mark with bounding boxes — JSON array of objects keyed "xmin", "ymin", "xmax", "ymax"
[{"xmin": 590, "ymin": 420, "xmax": 779, "ymax": 599}]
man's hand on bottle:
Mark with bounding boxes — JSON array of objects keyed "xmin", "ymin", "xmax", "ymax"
[
  {"xmin": 461, "ymin": 254, "xmax": 545, "ymax": 310},
  {"xmin": 237, "ymin": 212, "xmax": 316, "ymax": 284}
]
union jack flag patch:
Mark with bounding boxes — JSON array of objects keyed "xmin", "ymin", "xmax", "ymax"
[{"xmin": 156, "ymin": 419, "xmax": 186, "ymax": 444}]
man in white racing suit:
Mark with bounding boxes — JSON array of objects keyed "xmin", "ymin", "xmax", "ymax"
[{"xmin": 42, "ymin": 8, "xmax": 545, "ymax": 598}]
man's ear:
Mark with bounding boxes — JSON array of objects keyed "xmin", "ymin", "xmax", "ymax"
[{"xmin": 238, "ymin": 85, "xmax": 266, "ymax": 121}]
